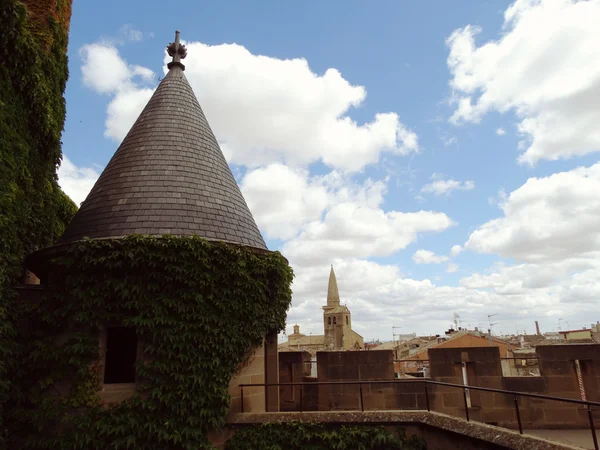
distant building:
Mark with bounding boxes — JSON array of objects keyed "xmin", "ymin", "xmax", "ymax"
[
  {"xmin": 364, "ymin": 340, "xmax": 382, "ymax": 350},
  {"xmin": 374, "ymin": 337, "xmax": 432, "ymax": 360},
  {"xmin": 509, "ymin": 347, "xmax": 541, "ymax": 376},
  {"xmin": 282, "ymin": 324, "xmax": 326, "ymax": 355},
  {"xmin": 392, "ymin": 329, "xmax": 511, "ymax": 376},
  {"xmin": 508, "ymin": 334, "xmax": 547, "ymax": 348},
  {"xmin": 395, "ymin": 333, "xmax": 417, "ymax": 342},
  {"xmin": 279, "ymin": 266, "xmax": 364, "ymax": 355},
  {"xmin": 544, "ymin": 332, "xmax": 561, "ymax": 340},
  {"xmin": 559, "ymin": 328, "xmax": 593, "ymax": 341}
]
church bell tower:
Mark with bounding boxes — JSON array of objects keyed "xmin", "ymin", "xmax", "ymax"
[{"xmin": 323, "ymin": 265, "xmax": 351, "ymax": 350}]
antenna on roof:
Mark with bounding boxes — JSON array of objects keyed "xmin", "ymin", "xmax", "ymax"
[{"xmin": 488, "ymin": 314, "xmax": 499, "ymax": 346}]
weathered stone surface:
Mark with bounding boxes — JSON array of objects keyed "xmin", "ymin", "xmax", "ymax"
[{"xmin": 228, "ymin": 410, "xmax": 581, "ymax": 450}]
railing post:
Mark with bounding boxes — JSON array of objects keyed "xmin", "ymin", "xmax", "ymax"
[
  {"xmin": 587, "ymin": 404, "xmax": 599, "ymax": 450},
  {"xmin": 240, "ymin": 385, "xmax": 244, "ymax": 414},
  {"xmin": 462, "ymin": 387, "xmax": 470, "ymax": 421},
  {"xmin": 513, "ymin": 394, "xmax": 523, "ymax": 434},
  {"xmin": 424, "ymin": 381, "xmax": 430, "ymax": 412},
  {"xmin": 300, "ymin": 385, "xmax": 304, "ymax": 413},
  {"xmin": 359, "ymin": 382, "xmax": 364, "ymax": 412}
]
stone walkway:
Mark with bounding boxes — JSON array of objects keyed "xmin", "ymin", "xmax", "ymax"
[{"xmin": 525, "ymin": 429, "xmax": 597, "ymax": 449}]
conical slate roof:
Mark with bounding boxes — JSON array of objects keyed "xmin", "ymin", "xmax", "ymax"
[{"xmin": 58, "ymin": 36, "xmax": 266, "ymax": 250}]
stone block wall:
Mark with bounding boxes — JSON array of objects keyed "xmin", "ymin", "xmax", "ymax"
[
  {"xmin": 211, "ymin": 340, "xmax": 273, "ymax": 447},
  {"xmin": 274, "ymin": 343, "xmax": 600, "ymax": 430},
  {"xmin": 537, "ymin": 345, "xmax": 600, "ymax": 400},
  {"xmin": 302, "ymin": 377, "xmax": 319, "ymax": 411},
  {"xmin": 278, "ymin": 350, "xmax": 312, "ymax": 411},
  {"xmin": 317, "ymin": 350, "xmax": 394, "ymax": 411},
  {"xmin": 264, "ymin": 329, "xmax": 279, "ymax": 412},
  {"xmin": 428, "ymin": 346, "xmax": 506, "ymax": 424},
  {"xmin": 228, "ymin": 342, "xmax": 266, "ymax": 418},
  {"xmin": 493, "ymin": 345, "xmax": 600, "ymax": 429},
  {"xmin": 528, "ymin": 344, "xmax": 600, "ymax": 428},
  {"xmin": 389, "ymin": 381, "xmax": 428, "ymax": 410},
  {"xmin": 428, "ymin": 344, "xmax": 600, "ymax": 429}
]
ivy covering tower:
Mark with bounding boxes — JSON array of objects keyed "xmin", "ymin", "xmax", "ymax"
[
  {"xmin": 8, "ymin": 31, "xmax": 293, "ymax": 449},
  {"xmin": 0, "ymin": 0, "xmax": 76, "ymax": 441}
]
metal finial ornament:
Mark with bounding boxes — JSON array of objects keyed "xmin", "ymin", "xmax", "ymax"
[{"xmin": 167, "ymin": 30, "xmax": 187, "ymax": 70}]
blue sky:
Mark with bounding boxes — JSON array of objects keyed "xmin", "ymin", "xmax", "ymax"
[{"xmin": 59, "ymin": 0, "xmax": 600, "ymax": 341}]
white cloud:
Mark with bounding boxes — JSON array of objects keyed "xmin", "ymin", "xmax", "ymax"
[
  {"xmin": 496, "ymin": 128, "xmax": 506, "ymax": 136},
  {"xmin": 466, "ymin": 162, "xmax": 600, "ymax": 263},
  {"xmin": 98, "ymin": 25, "xmax": 154, "ymax": 46},
  {"xmin": 413, "ymin": 249, "xmax": 449, "ymax": 264},
  {"xmin": 80, "ymin": 43, "xmax": 155, "ymax": 141},
  {"xmin": 450, "ymin": 245, "xmax": 463, "ymax": 257},
  {"xmin": 240, "ymin": 164, "xmax": 329, "ymax": 240},
  {"xmin": 488, "ymin": 188, "xmax": 508, "ymax": 208},
  {"xmin": 283, "ymin": 204, "xmax": 454, "ymax": 266},
  {"xmin": 285, "ymin": 258, "xmax": 477, "ymax": 338},
  {"xmin": 285, "ymin": 163, "xmax": 600, "ymax": 339},
  {"xmin": 442, "ymin": 135, "xmax": 458, "ymax": 146},
  {"xmin": 78, "ymin": 36, "xmax": 453, "ymax": 275},
  {"xmin": 119, "ymin": 24, "xmax": 145, "ymax": 42},
  {"xmin": 80, "ymin": 44, "xmax": 154, "ymax": 94},
  {"xmin": 446, "ymin": 263, "xmax": 459, "ymax": 273},
  {"xmin": 76, "ymin": 26, "xmax": 600, "ymax": 340},
  {"xmin": 241, "ymin": 166, "xmax": 389, "ymax": 241},
  {"xmin": 462, "ymin": 258, "xmax": 597, "ymax": 293},
  {"xmin": 283, "ymin": 256, "xmax": 596, "ymax": 340},
  {"xmin": 57, "ymin": 156, "xmax": 100, "ymax": 205},
  {"xmin": 81, "ymin": 44, "xmax": 133, "ymax": 94},
  {"xmin": 447, "ymin": 0, "xmax": 600, "ymax": 165},
  {"xmin": 421, "ymin": 174, "xmax": 475, "ymax": 196},
  {"xmin": 81, "ymin": 39, "xmax": 418, "ymax": 172},
  {"xmin": 104, "ymin": 87, "xmax": 155, "ymax": 142},
  {"xmin": 461, "ymin": 160, "xmax": 600, "ymax": 332},
  {"xmin": 240, "ymin": 164, "xmax": 455, "ymax": 266},
  {"xmin": 177, "ymin": 42, "xmax": 419, "ymax": 172},
  {"xmin": 458, "ymin": 256, "xmax": 600, "ymax": 329}
]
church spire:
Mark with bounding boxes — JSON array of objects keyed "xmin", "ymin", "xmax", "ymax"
[{"xmin": 327, "ymin": 265, "xmax": 340, "ymax": 306}]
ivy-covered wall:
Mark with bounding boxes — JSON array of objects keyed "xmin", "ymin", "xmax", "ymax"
[
  {"xmin": 0, "ymin": 0, "xmax": 77, "ymax": 440},
  {"xmin": 8, "ymin": 236, "xmax": 293, "ymax": 449},
  {"xmin": 225, "ymin": 423, "xmax": 427, "ymax": 450}
]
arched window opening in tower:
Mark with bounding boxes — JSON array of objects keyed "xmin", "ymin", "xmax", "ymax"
[
  {"xmin": 328, "ymin": 317, "xmax": 331, "ymax": 325},
  {"xmin": 346, "ymin": 316, "xmax": 349, "ymax": 325},
  {"xmin": 333, "ymin": 317, "xmax": 337, "ymax": 325}
]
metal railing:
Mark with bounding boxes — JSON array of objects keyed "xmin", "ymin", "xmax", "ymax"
[
  {"xmin": 391, "ymin": 357, "xmax": 541, "ymax": 361},
  {"xmin": 239, "ymin": 379, "xmax": 599, "ymax": 450},
  {"xmin": 391, "ymin": 357, "xmax": 541, "ymax": 376},
  {"xmin": 391, "ymin": 357, "xmax": 540, "ymax": 364},
  {"xmin": 299, "ymin": 357, "xmax": 540, "ymax": 366}
]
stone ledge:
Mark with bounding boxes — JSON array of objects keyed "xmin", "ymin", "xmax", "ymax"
[{"xmin": 228, "ymin": 410, "xmax": 580, "ymax": 450}]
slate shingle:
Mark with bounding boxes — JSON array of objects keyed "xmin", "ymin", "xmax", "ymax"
[{"xmin": 58, "ymin": 65, "xmax": 267, "ymax": 250}]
